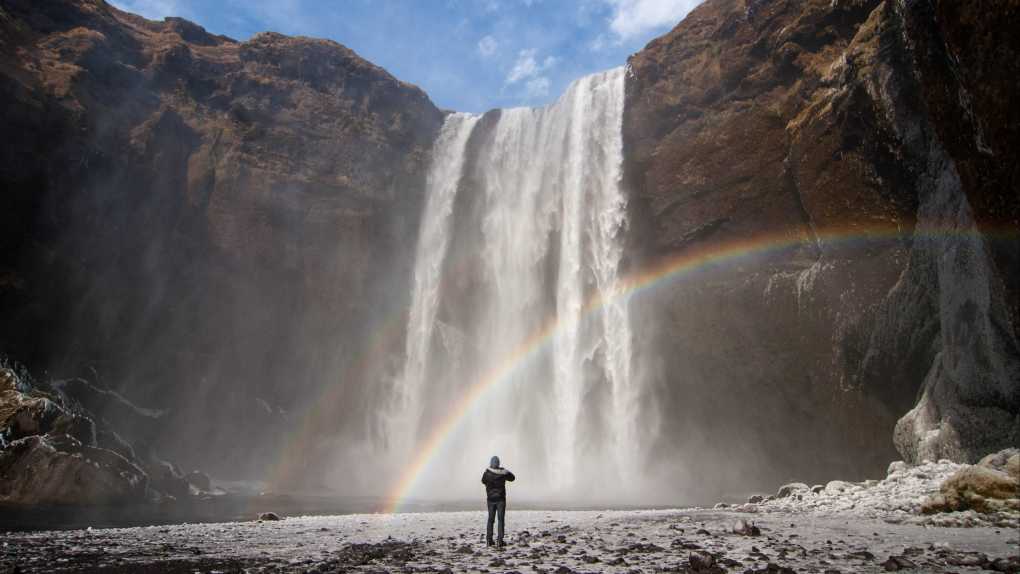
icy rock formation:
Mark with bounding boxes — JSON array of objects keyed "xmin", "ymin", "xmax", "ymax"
[{"xmin": 743, "ymin": 450, "xmax": 1020, "ymax": 529}]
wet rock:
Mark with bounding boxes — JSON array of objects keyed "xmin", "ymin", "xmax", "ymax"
[
  {"xmin": 810, "ymin": 485, "xmax": 825, "ymax": 494},
  {"xmin": 881, "ymin": 555, "xmax": 916, "ymax": 571},
  {"xmin": 731, "ymin": 519, "xmax": 760, "ymax": 536},
  {"xmin": 257, "ymin": 512, "xmax": 282, "ymax": 521},
  {"xmin": 989, "ymin": 555, "xmax": 1020, "ymax": 573},
  {"xmin": 688, "ymin": 550, "xmax": 720, "ymax": 572},
  {"xmin": 942, "ymin": 551, "xmax": 988, "ymax": 567},
  {"xmin": 777, "ymin": 483, "xmax": 809, "ymax": 498},
  {"xmin": 748, "ymin": 495, "xmax": 765, "ymax": 504},
  {"xmin": 746, "ymin": 563, "xmax": 796, "ymax": 574},
  {"xmin": 0, "ymin": 435, "xmax": 148, "ymax": 505},
  {"xmin": 846, "ymin": 550, "xmax": 875, "ymax": 561},
  {"xmin": 334, "ymin": 541, "xmax": 418, "ymax": 566}
]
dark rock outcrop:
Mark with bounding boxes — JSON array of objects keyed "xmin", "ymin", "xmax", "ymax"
[
  {"xmin": 0, "ymin": 434, "xmax": 149, "ymax": 505},
  {"xmin": 0, "ymin": 366, "xmax": 158, "ymax": 504},
  {"xmin": 0, "ymin": 0, "xmax": 443, "ymax": 480},
  {"xmin": 624, "ymin": 0, "xmax": 1018, "ymax": 494}
]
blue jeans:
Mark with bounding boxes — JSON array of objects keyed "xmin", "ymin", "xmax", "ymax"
[{"xmin": 486, "ymin": 499, "xmax": 506, "ymax": 544}]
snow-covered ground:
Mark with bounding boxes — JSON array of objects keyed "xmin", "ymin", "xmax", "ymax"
[
  {"xmin": 1, "ymin": 506, "xmax": 1017, "ymax": 573},
  {"xmin": 729, "ymin": 459, "xmax": 1019, "ymax": 529}
]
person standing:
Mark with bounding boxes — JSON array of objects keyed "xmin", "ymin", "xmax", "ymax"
[{"xmin": 481, "ymin": 455, "xmax": 515, "ymax": 547}]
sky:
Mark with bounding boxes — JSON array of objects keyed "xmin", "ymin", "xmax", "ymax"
[{"xmin": 109, "ymin": 0, "xmax": 704, "ymax": 112}]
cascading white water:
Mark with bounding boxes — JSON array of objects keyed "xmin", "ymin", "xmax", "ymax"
[
  {"xmin": 390, "ymin": 113, "xmax": 480, "ymax": 455},
  {"xmin": 388, "ymin": 67, "xmax": 645, "ymax": 502}
]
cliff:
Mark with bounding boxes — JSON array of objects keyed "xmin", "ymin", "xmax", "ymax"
[
  {"xmin": 624, "ymin": 0, "xmax": 1018, "ymax": 494},
  {"xmin": 0, "ymin": 0, "xmax": 443, "ymax": 479},
  {"xmin": 0, "ymin": 0, "xmax": 1016, "ymax": 506}
]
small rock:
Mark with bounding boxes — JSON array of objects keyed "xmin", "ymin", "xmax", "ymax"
[
  {"xmin": 688, "ymin": 550, "xmax": 716, "ymax": 571},
  {"xmin": 989, "ymin": 555, "xmax": 1020, "ymax": 572},
  {"xmin": 887, "ymin": 461, "xmax": 909, "ymax": 475},
  {"xmin": 881, "ymin": 555, "xmax": 916, "ymax": 571},
  {"xmin": 748, "ymin": 495, "xmax": 765, "ymax": 504},
  {"xmin": 811, "ymin": 484, "xmax": 825, "ymax": 494},
  {"xmin": 731, "ymin": 519, "xmax": 760, "ymax": 536},
  {"xmin": 714, "ymin": 502, "xmax": 729, "ymax": 509},
  {"xmin": 257, "ymin": 512, "xmax": 281, "ymax": 521}
]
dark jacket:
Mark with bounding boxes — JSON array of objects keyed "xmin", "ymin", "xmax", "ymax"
[{"xmin": 481, "ymin": 467, "xmax": 516, "ymax": 501}]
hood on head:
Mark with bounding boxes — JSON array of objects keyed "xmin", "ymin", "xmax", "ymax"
[{"xmin": 489, "ymin": 455, "xmax": 500, "ymax": 468}]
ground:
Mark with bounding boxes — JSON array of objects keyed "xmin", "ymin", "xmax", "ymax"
[
  {"xmin": 2, "ymin": 458, "xmax": 1018, "ymax": 573},
  {"xmin": 1, "ymin": 508, "xmax": 1017, "ymax": 573}
]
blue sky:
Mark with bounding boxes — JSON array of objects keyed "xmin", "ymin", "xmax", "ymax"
[{"xmin": 110, "ymin": 0, "xmax": 703, "ymax": 112}]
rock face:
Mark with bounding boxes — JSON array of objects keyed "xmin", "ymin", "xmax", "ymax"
[
  {"xmin": 0, "ymin": 366, "xmax": 176, "ymax": 505},
  {"xmin": 624, "ymin": 0, "xmax": 1019, "ymax": 494},
  {"xmin": 0, "ymin": 435, "xmax": 148, "ymax": 505},
  {"xmin": 0, "ymin": 0, "xmax": 442, "ymax": 479}
]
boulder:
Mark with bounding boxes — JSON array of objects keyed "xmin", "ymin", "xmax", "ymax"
[
  {"xmin": 978, "ymin": 449, "xmax": 1020, "ymax": 476},
  {"xmin": 824, "ymin": 480, "xmax": 853, "ymax": 494},
  {"xmin": 731, "ymin": 519, "xmax": 760, "ymax": 536},
  {"xmin": 776, "ymin": 483, "xmax": 810, "ymax": 498},
  {"xmin": 921, "ymin": 465, "xmax": 1020, "ymax": 514},
  {"xmin": 0, "ymin": 435, "xmax": 148, "ymax": 505},
  {"xmin": 887, "ymin": 461, "xmax": 909, "ymax": 475}
]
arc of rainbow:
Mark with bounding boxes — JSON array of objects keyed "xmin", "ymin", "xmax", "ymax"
[{"xmin": 383, "ymin": 221, "xmax": 1017, "ymax": 512}]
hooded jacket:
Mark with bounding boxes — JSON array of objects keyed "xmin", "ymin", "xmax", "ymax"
[{"xmin": 481, "ymin": 466, "xmax": 516, "ymax": 502}]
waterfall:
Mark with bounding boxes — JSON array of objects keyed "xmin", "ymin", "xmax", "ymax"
[
  {"xmin": 388, "ymin": 67, "xmax": 643, "ymax": 501},
  {"xmin": 390, "ymin": 113, "xmax": 480, "ymax": 453}
]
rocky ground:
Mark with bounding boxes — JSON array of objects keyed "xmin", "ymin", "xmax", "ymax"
[
  {"xmin": 2, "ymin": 453, "xmax": 1018, "ymax": 574},
  {"xmin": 1, "ymin": 506, "xmax": 1017, "ymax": 573}
]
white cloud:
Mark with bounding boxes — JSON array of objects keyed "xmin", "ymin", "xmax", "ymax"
[
  {"xmin": 505, "ymin": 49, "xmax": 557, "ymax": 85},
  {"xmin": 604, "ymin": 0, "xmax": 703, "ymax": 41},
  {"xmin": 589, "ymin": 33, "xmax": 608, "ymax": 52},
  {"xmin": 524, "ymin": 77, "xmax": 550, "ymax": 98},
  {"xmin": 477, "ymin": 35, "xmax": 499, "ymax": 58}
]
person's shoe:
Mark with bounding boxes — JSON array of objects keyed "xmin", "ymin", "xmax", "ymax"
[
  {"xmin": 486, "ymin": 540, "xmax": 494, "ymax": 547},
  {"xmin": 497, "ymin": 540, "xmax": 505, "ymax": 549}
]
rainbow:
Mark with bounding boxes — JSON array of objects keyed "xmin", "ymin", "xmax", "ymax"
[
  {"xmin": 263, "ymin": 220, "xmax": 1014, "ymax": 512},
  {"xmin": 382, "ymin": 220, "xmax": 1019, "ymax": 511},
  {"xmin": 382, "ymin": 222, "xmax": 918, "ymax": 512}
]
